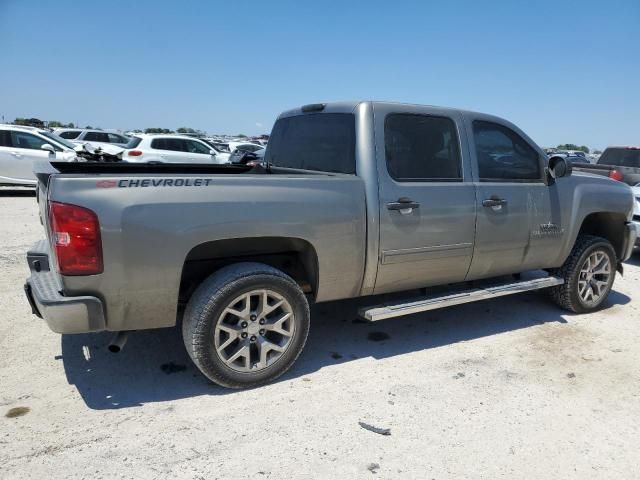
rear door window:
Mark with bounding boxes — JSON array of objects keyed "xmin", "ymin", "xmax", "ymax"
[
  {"xmin": 151, "ymin": 138, "xmax": 185, "ymax": 152},
  {"xmin": 384, "ymin": 114, "xmax": 462, "ymax": 181},
  {"xmin": 58, "ymin": 130, "xmax": 81, "ymax": 139},
  {"xmin": 473, "ymin": 121, "xmax": 541, "ymax": 181},
  {"xmin": 265, "ymin": 113, "xmax": 355, "ymax": 174},
  {"xmin": 84, "ymin": 131, "xmax": 110, "ymax": 142},
  {"xmin": 107, "ymin": 133, "xmax": 127, "ymax": 143}
]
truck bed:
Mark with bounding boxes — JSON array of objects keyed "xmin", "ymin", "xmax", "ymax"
[{"xmin": 35, "ymin": 162, "xmax": 368, "ymax": 331}]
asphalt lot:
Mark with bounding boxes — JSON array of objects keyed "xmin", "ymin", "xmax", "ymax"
[{"xmin": 1, "ymin": 188, "xmax": 639, "ymax": 479}]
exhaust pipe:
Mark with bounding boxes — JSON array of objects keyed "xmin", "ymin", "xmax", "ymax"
[{"xmin": 108, "ymin": 331, "xmax": 129, "ymax": 353}]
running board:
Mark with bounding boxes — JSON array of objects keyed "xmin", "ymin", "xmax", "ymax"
[{"xmin": 359, "ymin": 276, "xmax": 564, "ymax": 321}]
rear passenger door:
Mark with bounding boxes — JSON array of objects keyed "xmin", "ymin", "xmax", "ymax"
[
  {"xmin": 465, "ymin": 117, "xmax": 555, "ymax": 279},
  {"xmin": 150, "ymin": 138, "xmax": 191, "ymax": 163},
  {"xmin": 373, "ymin": 106, "xmax": 477, "ymax": 294}
]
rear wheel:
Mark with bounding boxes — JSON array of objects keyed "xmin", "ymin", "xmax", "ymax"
[
  {"xmin": 182, "ymin": 262, "xmax": 310, "ymax": 388},
  {"xmin": 549, "ymin": 235, "xmax": 616, "ymax": 313}
]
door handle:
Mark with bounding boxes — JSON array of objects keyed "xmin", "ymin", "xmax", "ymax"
[
  {"xmin": 10, "ymin": 151, "xmax": 23, "ymax": 158},
  {"xmin": 482, "ymin": 197, "xmax": 508, "ymax": 208},
  {"xmin": 387, "ymin": 197, "xmax": 420, "ymax": 213}
]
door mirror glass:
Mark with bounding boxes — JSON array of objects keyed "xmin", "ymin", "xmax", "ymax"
[
  {"xmin": 209, "ymin": 149, "xmax": 217, "ymax": 156},
  {"xmin": 548, "ymin": 156, "xmax": 572, "ymax": 180},
  {"xmin": 40, "ymin": 143, "xmax": 56, "ymax": 154}
]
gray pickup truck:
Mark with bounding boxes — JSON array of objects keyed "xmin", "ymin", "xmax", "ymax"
[
  {"xmin": 572, "ymin": 146, "xmax": 640, "ymax": 185},
  {"xmin": 25, "ymin": 101, "xmax": 637, "ymax": 388}
]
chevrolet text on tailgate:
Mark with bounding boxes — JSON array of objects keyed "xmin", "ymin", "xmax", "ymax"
[{"xmin": 25, "ymin": 101, "xmax": 637, "ymax": 388}]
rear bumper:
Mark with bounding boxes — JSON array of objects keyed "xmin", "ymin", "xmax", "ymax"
[{"xmin": 25, "ymin": 241, "xmax": 105, "ymax": 334}]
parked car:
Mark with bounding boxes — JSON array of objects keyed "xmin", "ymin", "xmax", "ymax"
[
  {"xmin": 121, "ymin": 134, "xmax": 230, "ymax": 164},
  {"xmin": 53, "ymin": 129, "xmax": 131, "ymax": 148},
  {"xmin": 571, "ymin": 146, "xmax": 640, "ymax": 185},
  {"xmin": 201, "ymin": 138, "xmax": 231, "ymax": 153},
  {"xmin": 0, "ymin": 124, "xmax": 77, "ymax": 186},
  {"xmin": 25, "ymin": 101, "xmax": 636, "ymax": 389},
  {"xmin": 228, "ymin": 144, "xmax": 266, "ymax": 164}
]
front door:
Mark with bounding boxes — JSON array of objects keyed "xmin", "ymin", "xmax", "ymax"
[
  {"xmin": 465, "ymin": 118, "xmax": 554, "ymax": 280},
  {"xmin": 373, "ymin": 107, "xmax": 477, "ymax": 294},
  {"xmin": 1, "ymin": 130, "xmax": 52, "ymax": 182}
]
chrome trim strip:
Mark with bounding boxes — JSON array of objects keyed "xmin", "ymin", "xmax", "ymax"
[{"xmin": 381, "ymin": 243, "xmax": 473, "ymax": 265}]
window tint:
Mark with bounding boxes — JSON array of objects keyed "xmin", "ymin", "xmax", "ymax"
[
  {"xmin": 473, "ymin": 121, "xmax": 541, "ymax": 180},
  {"xmin": 10, "ymin": 131, "xmax": 47, "ymax": 150},
  {"xmin": 0, "ymin": 130, "xmax": 12, "ymax": 147},
  {"xmin": 58, "ymin": 130, "xmax": 81, "ymax": 139},
  {"xmin": 185, "ymin": 139, "xmax": 211, "ymax": 154},
  {"xmin": 265, "ymin": 113, "xmax": 355, "ymax": 174},
  {"xmin": 151, "ymin": 138, "xmax": 186, "ymax": 152},
  {"xmin": 385, "ymin": 114, "xmax": 461, "ymax": 181},
  {"xmin": 598, "ymin": 148, "xmax": 640, "ymax": 168},
  {"xmin": 107, "ymin": 133, "xmax": 127, "ymax": 143},
  {"xmin": 83, "ymin": 131, "xmax": 110, "ymax": 143},
  {"xmin": 125, "ymin": 136, "xmax": 142, "ymax": 148}
]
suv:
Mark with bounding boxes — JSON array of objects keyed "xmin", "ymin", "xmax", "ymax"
[
  {"xmin": 53, "ymin": 129, "xmax": 131, "ymax": 148},
  {"xmin": 122, "ymin": 134, "xmax": 231, "ymax": 164},
  {"xmin": 0, "ymin": 125, "xmax": 77, "ymax": 186}
]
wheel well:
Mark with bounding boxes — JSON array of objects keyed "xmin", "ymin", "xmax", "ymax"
[
  {"xmin": 577, "ymin": 212, "xmax": 627, "ymax": 260},
  {"xmin": 179, "ymin": 237, "xmax": 319, "ymax": 305}
]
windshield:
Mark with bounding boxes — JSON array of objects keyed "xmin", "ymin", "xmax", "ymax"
[
  {"xmin": 39, "ymin": 130, "xmax": 76, "ymax": 150},
  {"xmin": 598, "ymin": 148, "xmax": 640, "ymax": 168},
  {"xmin": 265, "ymin": 113, "xmax": 356, "ymax": 174}
]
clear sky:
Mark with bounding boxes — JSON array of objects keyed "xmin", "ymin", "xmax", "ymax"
[{"xmin": 1, "ymin": 0, "xmax": 638, "ymax": 149}]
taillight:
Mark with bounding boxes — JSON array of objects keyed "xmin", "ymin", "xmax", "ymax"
[
  {"xmin": 127, "ymin": 150, "xmax": 142, "ymax": 156},
  {"xmin": 609, "ymin": 170, "xmax": 624, "ymax": 181},
  {"xmin": 49, "ymin": 202, "xmax": 103, "ymax": 275}
]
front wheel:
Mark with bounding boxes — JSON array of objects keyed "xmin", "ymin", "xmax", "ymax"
[
  {"xmin": 182, "ymin": 262, "xmax": 310, "ymax": 388},
  {"xmin": 549, "ymin": 235, "xmax": 616, "ymax": 313}
]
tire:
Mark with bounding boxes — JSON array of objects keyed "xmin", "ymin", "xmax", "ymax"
[
  {"xmin": 548, "ymin": 235, "xmax": 616, "ymax": 313},
  {"xmin": 182, "ymin": 262, "xmax": 310, "ymax": 388}
]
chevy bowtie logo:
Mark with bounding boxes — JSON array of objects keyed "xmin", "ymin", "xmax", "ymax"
[{"xmin": 96, "ymin": 180, "xmax": 117, "ymax": 188}]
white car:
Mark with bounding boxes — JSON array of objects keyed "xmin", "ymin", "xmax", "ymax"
[
  {"xmin": 53, "ymin": 128, "xmax": 130, "ymax": 148},
  {"xmin": 122, "ymin": 135, "xmax": 230, "ymax": 164},
  {"xmin": 227, "ymin": 141, "xmax": 264, "ymax": 153},
  {"xmin": 0, "ymin": 125, "xmax": 77, "ymax": 187}
]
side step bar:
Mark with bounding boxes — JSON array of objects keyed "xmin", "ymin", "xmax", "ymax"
[{"xmin": 359, "ymin": 276, "xmax": 564, "ymax": 321}]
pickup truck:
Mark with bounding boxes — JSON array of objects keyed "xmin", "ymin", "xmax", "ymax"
[
  {"xmin": 25, "ymin": 101, "xmax": 637, "ymax": 388},
  {"xmin": 572, "ymin": 146, "xmax": 640, "ymax": 185}
]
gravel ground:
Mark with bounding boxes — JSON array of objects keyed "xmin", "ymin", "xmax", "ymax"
[{"xmin": 1, "ymin": 189, "xmax": 639, "ymax": 479}]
